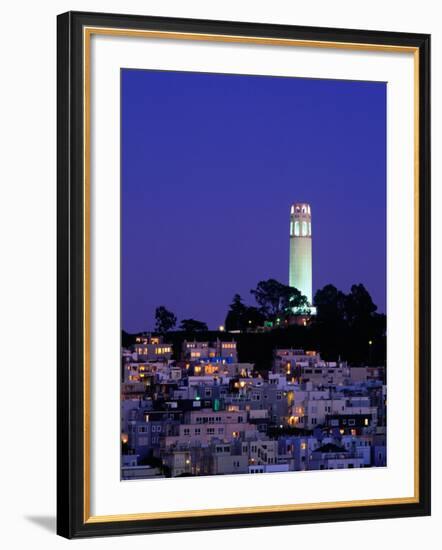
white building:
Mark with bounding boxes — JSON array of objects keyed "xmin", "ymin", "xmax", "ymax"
[
  {"xmin": 182, "ymin": 339, "xmax": 238, "ymax": 362},
  {"xmin": 130, "ymin": 334, "xmax": 173, "ymax": 361}
]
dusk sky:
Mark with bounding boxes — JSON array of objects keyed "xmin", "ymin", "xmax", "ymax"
[{"xmin": 122, "ymin": 69, "xmax": 386, "ymax": 333}]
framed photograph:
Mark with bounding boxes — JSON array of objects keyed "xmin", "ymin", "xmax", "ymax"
[{"xmin": 57, "ymin": 11, "xmax": 431, "ymax": 538}]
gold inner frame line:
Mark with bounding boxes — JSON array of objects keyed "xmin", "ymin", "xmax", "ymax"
[{"xmin": 82, "ymin": 26, "xmax": 420, "ymax": 524}]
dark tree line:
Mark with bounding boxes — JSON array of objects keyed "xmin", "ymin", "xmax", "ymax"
[
  {"xmin": 147, "ymin": 280, "xmax": 386, "ymax": 366},
  {"xmin": 312, "ymin": 283, "xmax": 386, "ymax": 365},
  {"xmin": 154, "ymin": 306, "xmax": 208, "ymax": 335},
  {"xmin": 222, "ymin": 280, "xmax": 385, "ymax": 366},
  {"xmin": 225, "ymin": 279, "xmax": 309, "ymax": 331},
  {"xmin": 224, "ymin": 294, "xmax": 265, "ymax": 332}
]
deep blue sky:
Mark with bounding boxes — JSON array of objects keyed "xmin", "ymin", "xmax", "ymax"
[{"xmin": 122, "ymin": 69, "xmax": 386, "ymax": 332}]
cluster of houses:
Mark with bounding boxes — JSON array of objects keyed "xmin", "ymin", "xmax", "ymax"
[{"xmin": 121, "ymin": 335, "xmax": 386, "ymax": 479}]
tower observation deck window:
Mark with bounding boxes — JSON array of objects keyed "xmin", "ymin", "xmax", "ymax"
[
  {"xmin": 294, "ymin": 221, "xmax": 300, "ymax": 236},
  {"xmin": 302, "ymin": 221, "xmax": 307, "ymax": 236}
]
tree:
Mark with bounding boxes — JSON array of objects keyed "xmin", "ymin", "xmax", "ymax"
[
  {"xmin": 312, "ymin": 284, "xmax": 348, "ymax": 361},
  {"xmin": 313, "ymin": 284, "xmax": 347, "ymax": 324},
  {"xmin": 313, "ymin": 283, "xmax": 385, "ymax": 365},
  {"xmin": 344, "ymin": 283, "xmax": 377, "ymax": 326},
  {"xmin": 225, "ymin": 294, "xmax": 267, "ymax": 331},
  {"xmin": 225, "ymin": 294, "xmax": 248, "ymax": 331},
  {"xmin": 154, "ymin": 306, "xmax": 176, "ymax": 334},
  {"xmin": 243, "ymin": 305, "xmax": 266, "ymax": 329},
  {"xmin": 344, "ymin": 284, "xmax": 383, "ymax": 365},
  {"xmin": 284, "ymin": 287, "xmax": 310, "ymax": 316},
  {"xmin": 250, "ymin": 279, "xmax": 309, "ymax": 320},
  {"xmin": 179, "ymin": 318, "xmax": 208, "ymax": 332},
  {"xmin": 251, "ymin": 279, "xmax": 285, "ymax": 318}
]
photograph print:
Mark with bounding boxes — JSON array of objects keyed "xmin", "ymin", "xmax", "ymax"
[{"xmin": 120, "ymin": 68, "xmax": 387, "ymax": 480}]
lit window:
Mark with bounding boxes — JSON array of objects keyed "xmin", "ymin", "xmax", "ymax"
[
  {"xmin": 294, "ymin": 221, "xmax": 300, "ymax": 236},
  {"xmin": 302, "ymin": 221, "xmax": 307, "ymax": 236},
  {"xmin": 290, "ymin": 221, "xmax": 294, "ymax": 235}
]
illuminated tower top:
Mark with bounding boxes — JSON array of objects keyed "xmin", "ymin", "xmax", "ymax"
[{"xmin": 290, "ymin": 203, "xmax": 312, "ymax": 239}]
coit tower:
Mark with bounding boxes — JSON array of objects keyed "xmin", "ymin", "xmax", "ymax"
[{"xmin": 289, "ymin": 203, "xmax": 313, "ymax": 306}]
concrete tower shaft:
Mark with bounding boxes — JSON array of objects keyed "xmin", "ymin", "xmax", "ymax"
[{"xmin": 289, "ymin": 203, "xmax": 312, "ymax": 306}]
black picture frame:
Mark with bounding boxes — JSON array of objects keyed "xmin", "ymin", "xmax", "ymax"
[{"xmin": 57, "ymin": 10, "xmax": 431, "ymax": 539}]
